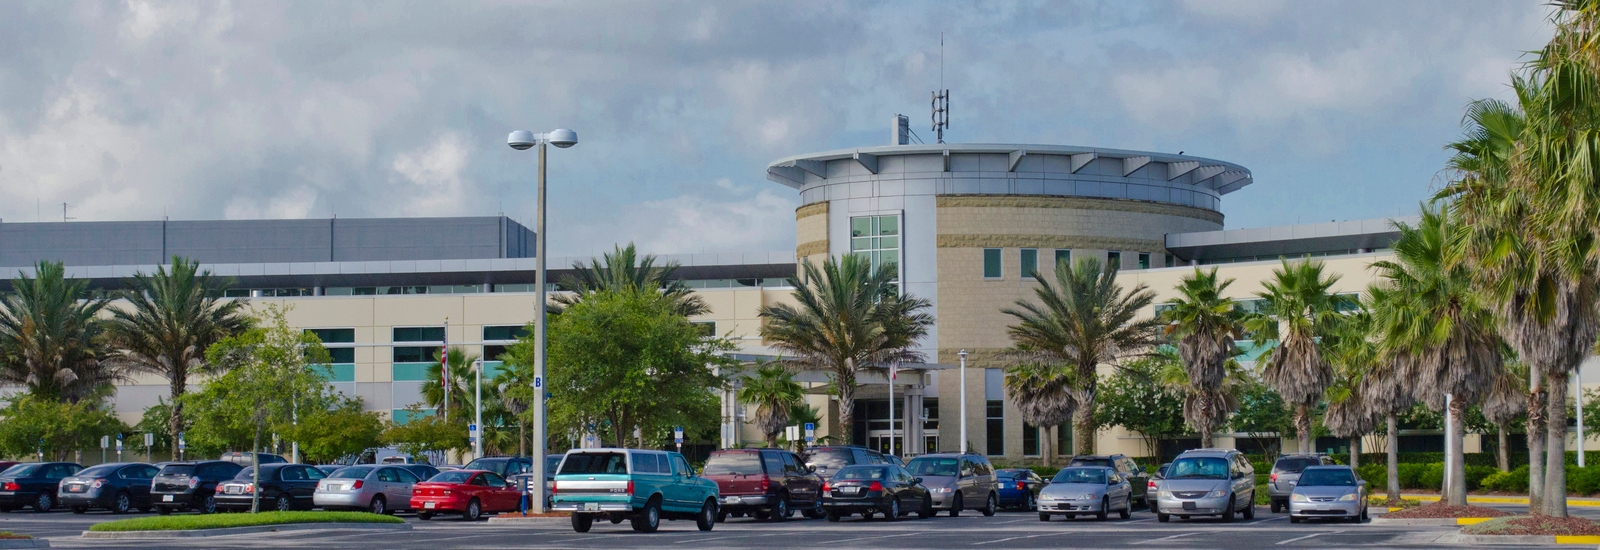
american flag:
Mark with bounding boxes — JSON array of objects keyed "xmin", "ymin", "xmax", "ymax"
[{"xmin": 441, "ymin": 321, "xmax": 450, "ymax": 401}]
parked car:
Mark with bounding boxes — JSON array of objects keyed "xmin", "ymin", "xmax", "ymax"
[
  {"xmin": 464, "ymin": 455, "xmax": 543, "ymax": 499},
  {"xmin": 314, "ymin": 465, "xmax": 345, "ymax": 476},
  {"xmin": 704, "ymin": 448, "xmax": 824, "ymax": 522},
  {"xmin": 379, "ymin": 456, "xmax": 414, "ymax": 465},
  {"xmin": 215, "ymin": 464, "xmax": 327, "ymax": 512},
  {"xmin": 59, "ymin": 462, "xmax": 159, "ymax": 514},
  {"xmin": 801, "ymin": 445, "xmax": 889, "ymax": 477},
  {"xmin": 1268, "ymin": 453, "xmax": 1335, "ymax": 513},
  {"xmin": 219, "ymin": 452, "xmax": 288, "ymax": 467},
  {"xmin": 996, "ymin": 468, "xmax": 1045, "ymax": 510},
  {"xmin": 314, "ymin": 465, "xmax": 423, "ymax": 515},
  {"xmin": 398, "ymin": 464, "xmax": 441, "ymax": 484},
  {"xmin": 410, "ymin": 469, "xmax": 523, "ymax": 521},
  {"xmin": 1068, "ymin": 454, "xmax": 1150, "ymax": 506},
  {"xmin": 820, "ymin": 463, "xmax": 932, "ymax": 521},
  {"xmin": 151, "ymin": 460, "xmax": 244, "ymax": 515},
  {"xmin": 1147, "ymin": 462, "xmax": 1171, "ymax": 513},
  {"xmin": 903, "ymin": 453, "xmax": 998, "ymax": 517},
  {"xmin": 551, "ymin": 448, "xmax": 718, "ymax": 533},
  {"xmin": 1154, "ymin": 449, "xmax": 1256, "ymax": 522},
  {"xmin": 1037, "ymin": 466, "xmax": 1133, "ymax": 521},
  {"xmin": 1288, "ymin": 465, "xmax": 1367, "ymax": 523},
  {"xmin": 0, "ymin": 462, "xmax": 81, "ymax": 513}
]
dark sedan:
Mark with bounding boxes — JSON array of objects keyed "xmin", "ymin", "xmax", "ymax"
[
  {"xmin": 997, "ymin": 468, "xmax": 1046, "ymax": 510},
  {"xmin": 215, "ymin": 464, "xmax": 327, "ymax": 512},
  {"xmin": 152, "ymin": 460, "xmax": 244, "ymax": 515},
  {"xmin": 0, "ymin": 462, "xmax": 81, "ymax": 513},
  {"xmin": 60, "ymin": 462, "xmax": 159, "ymax": 514},
  {"xmin": 821, "ymin": 464, "xmax": 933, "ymax": 522}
]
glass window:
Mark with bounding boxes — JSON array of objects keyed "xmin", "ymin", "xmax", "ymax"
[
  {"xmin": 835, "ymin": 466, "xmax": 887, "ymax": 480},
  {"xmin": 1054, "ymin": 249, "xmax": 1071, "ymax": 271},
  {"xmin": 986, "ymin": 400, "xmax": 1004, "ymax": 456},
  {"xmin": 559, "ymin": 452, "xmax": 628, "ymax": 475},
  {"xmin": 429, "ymin": 471, "xmax": 472, "ymax": 484},
  {"xmin": 469, "ymin": 474, "xmax": 489, "ymax": 486},
  {"xmin": 1020, "ymin": 249, "xmax": 1038, "ymax": 278},
  {"xmin": 704, "ymin": 453, "xmax": 762, "ymax": 475},
  {"xmin": 1023, "ymin": 423, "xmax": 1040, "ymax": 456},
  {"xmin": 692, "ymin": 322, "xmax": 716, "ymax": 338},
  {"xmin": 849, "ymin": 215, "xmax": 901, "ymax": 281},
  {"xmin": 326, "ymin": 348, "xmax": 355, "ymax": 363},
  {"xmin": 483, "ymin": 326, "xmax": 528, "ymax": 341},
  {"xmin": 905, "ymin": 457, "xmax": 959, "ymax": 477},
  {"xmin": 1272, "ymin": 457, "xmax": 1324, "ymax": 474},
  {"xmin": 305, "ymin": 467, "xmax": 326, "ymax": 480},
  {"xmin": 781, "ymin": 452, "xmax": 801, "ymax": 474},
  {"xmin": 672, "ymin": 456, "xmax": 692, "ymax": 476},
  {"xmin": 1167, "ymin": 457, "xmax": 1230, "ymax": 480},
  {"xmin": 392, "ymin": 346, "xmax": 435, "ymax": 363},
  {"xmin": 308, "ymin": 328, "xmax": 355, "ymax": 343},
  {"xmin": 803, "ymin": 449, "xmax": 854, "ymax": 471},
  {"xmin": 483, "ymin": 473, "xmax": 506, "ymax": 487},
  {"xmin": 1298, "ymin": 469, "xmax": 1356, "ymax": 486},
  {"xmin": 983, "ymin": 248, "xmax": 1002, "ymax": 279},
  {"xmin": 330, "ymin": 466, "xmax": 374, "ymax": 479},
  {"xmin": 1165, "ymin": 254, "xmax": 1175, "ymax": 268},
  {"xmin": 393, "ymin": 327, "xmax": 445, "ymax": 342},
  {"xmin": 281, "ymin": 467, "xmax": 305, "ymax": 481},
  {"xmin": 1052, "ymin": 468, "xmax": 1108, "ymax": 485},
  {"xmin": 377, "ymin": 468, "xmax": 399, "ymax": 483},
  {"xmin": 1107, "ymin": 251, "xmax": 1122, "ymax": 268},
  {"xmin": 1138, "ymin": 253, "xmax": 1150, "ymax": 270},
  {"xmin": 762, "ymin": 453, "xmax": 784, "ymax": 476},
  {"xmin": 394, "ymin": 468, "xmax": 418, "ymax": 483}
]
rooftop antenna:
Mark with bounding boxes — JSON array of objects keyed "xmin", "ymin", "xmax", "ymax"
[
  {"xmin": 931, "ymin": 32, "xmax": 949, "ymax": 144},
  {"xmin": 62, "ymin": 202, "xmax": 74, "ymax": 222}
]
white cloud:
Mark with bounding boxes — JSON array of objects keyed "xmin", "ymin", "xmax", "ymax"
[
  {"xmin": 596, "ymin": 189, "xmax": 798, "ymax": 255},
  {"xmin": 390, "ymin": 133, "xmax": 472, "ymax": 217}
]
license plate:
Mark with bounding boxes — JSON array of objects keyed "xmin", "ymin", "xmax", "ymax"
[
  {"xmin": 225, "ymin": 486, "xmax": 243, "ymax": 494},
  {"xmin": 67, "ymin": 484, "xmax": 83, "ymax": 492},
  {"xmin": 842, "ymin": 487, "xmax": 860, "ymax": 494},
  {"xmin": 1181, "ymin": 501, "xmax": 1197, "ymax": 510},
  {"xmin": 424, "ymin": 501, "xmax": 436, "ymax": 509},
  {"xmin": 582, "ymin": 503, "xmax": 600, "ymax": 511},
  {"xmin": 163, "ymin": 495, "xmax": 174, "ymax": 502},
  {"xmin": 725, "ymin": 496, "xmax": 741, "ymax": 504}
]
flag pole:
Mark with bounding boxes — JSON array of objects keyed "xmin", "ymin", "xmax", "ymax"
[
  {"xmin": 889, "ymin": 360, "xmax": 896, "ymax": 458},
  {"xmin": 443, "ymin": 318, "xmax": 450, "ymax": 423}
]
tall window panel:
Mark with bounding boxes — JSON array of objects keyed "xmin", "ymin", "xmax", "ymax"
[
  {"xmin": 1054, "ymin": 249, "xmax": 1071, "ymax": 271},
  {"xmin": 1023, "ymin": 423, "xmax": 1040, "ymax": 456},
  {"xmin": 1107, "ymin": 250, "xmax": 1122, "ymax": 269},
  {"xmin": 1020, "ymin": 249, "xmax": 1038, "ymax": 279},
  {"xmin": 850, "ymin": 215, "xmax": 901, "ymax": 281},
  {"xmin": 1138, "ymin": 252, "xmax": 1151, "ymax": 270},
  {"xmin": 986, "ymin": 401, "xmax": 1005, "ymax": 456},
  {"xmin": 983, "ymin": 248, "xmax": 1002, "ymax": 279}
]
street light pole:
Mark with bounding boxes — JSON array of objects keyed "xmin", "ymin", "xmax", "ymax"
[
  {"xmin": 509, "ymin": 128, "xmax": 577, "ymax": 514},
  {"xmin": 475, "ymin": 358, "xmax": 484, "ymax": 460},
  {"xmin": 958, "ymin": 349, "xmax": 968, "ymax": 454}
]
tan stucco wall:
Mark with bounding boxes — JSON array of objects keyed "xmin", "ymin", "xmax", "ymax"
[{"xmin": 795, "ymin": 202, "xmax": 829, "ymax": 269}]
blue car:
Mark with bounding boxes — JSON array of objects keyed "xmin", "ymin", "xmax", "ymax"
[{"xmin": 996, "ymin": 468, "xmax": 1045, "ymax": 510}]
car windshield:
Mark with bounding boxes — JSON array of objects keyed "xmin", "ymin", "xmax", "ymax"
[
  {"xmin": 834, "ymin": 466, "xmax": 886, "ymax": 481},
  {"xmin": 430, "ymin": 471, "xmax": 473, "ymax": 484},
  {"xmin": 1273, "ymin": 457, "xmax": 1322, "ymax": 474},
  {"xmin": 1070, "ymin": 457, "xmax": 1112, "ymax": 468},
  {"xmin": 1298, "ymin": 469, "xmax": 1356, "ymax": 487},
  {"xmin": 905, "ymin": 457, "xmax": 959, "ymax": 477},
  {"xmin": 703, "ymin": 454, "xmax": 762, "ymax": 476},
  {"xmin": 558, "ymin": 453, "xmax": 628, "ymax": 475},
  {"xmin": 545, "ymin": 456, "xmax": 561, "ymax": 472},
  {"xmin": 464, "ymin": 459, "xmax": 509, "ymax": 476},
  {"xmin": 76, "ymin": 464, "xmax": 119, "ymax": 478},
  {"xmin": 330, "ymin": 466, "xmax": 374, "ymax": 479},
  {"xmin": 1052, "ymin": 468, "xmax": 1108, "ymax": 484},
  {"xmin": 157, "ymin": 464, "xmax": 194, "ymax": 476},
  {"xmin": 0, "ymin": 464, "xmax": 37, "ymax": 477},
  {"xmin": 805, "ymin": 449, "xmax": 853, "ymax": 471},
  {"xmin": 1168, "ymin": 457, "xmax": 1229, "ymax": 480}
]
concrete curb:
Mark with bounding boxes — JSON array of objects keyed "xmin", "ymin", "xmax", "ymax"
[
  {"xmin": 0, "ymin": 540, "xmax": 49, "ymax": 548},
  {"xmin": 485, "ymin": 516, "xmax": 570, "ymax": 525},
  {"xmin": 80, "ymin": 522, "xmax": 411, "ymax": 539},
  {"xmin": 1400, "ymin": 495, "xmax": 1600, "ymax": 508},
  {"xmin": 1371, "ymin": 517, "xmax": 1469, "ymax": 526},
  {"xmin": 1437, "ymin": 533, "xmax": 1600, "ymax": 545}
]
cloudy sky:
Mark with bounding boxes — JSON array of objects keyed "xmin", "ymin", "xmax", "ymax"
[{"xmin": 0, "ymin": 0, "xmax": 1555, "ymax": 256}]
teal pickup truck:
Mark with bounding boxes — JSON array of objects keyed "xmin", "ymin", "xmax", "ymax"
[{"xmin": 551, "ymin": 448, "xmax": 719, "ymax": 533}]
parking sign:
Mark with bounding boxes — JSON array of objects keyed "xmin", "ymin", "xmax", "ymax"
[
  {"xmin": 673, "ymin": 427, "xmax": 684, "ymax": 444},
  {"xmin": 804, "ymin": 423, "xmax": 815, "ymax": 443}
]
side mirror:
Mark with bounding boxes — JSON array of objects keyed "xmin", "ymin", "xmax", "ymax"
[
  {"xmin": 913, "ymin": 477, "xmax": 923, "ymax": 485},
  {"xmin": 807, "ymin": 465, "xmax": 817, "ymax": 474}
]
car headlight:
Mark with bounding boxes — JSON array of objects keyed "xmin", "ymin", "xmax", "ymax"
[
  {"xmin": 932, "ymin": 487, "xmax": 952, "ymax": 493},
  {"xmin": 1338, "ymin": 493, "xmax": 1357, "ymax": 501},
  {"xmin": 1206, "ymin": 490, "xmax": 1227, "ymax": 499},
  {"xmin": 1291, "ymin": 493, "xmax": 1309, "ymax": 502},
  {"xmin": 1158, "ymin": 491, "xmax": 1172, "ymax": 499},
  {"xmin": 1076, "ymin": 494, "xmax": 1096, "ymax": 500}
]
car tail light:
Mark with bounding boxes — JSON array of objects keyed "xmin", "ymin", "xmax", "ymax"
[
  {"xmin": 188, "ymin": 477, "xmax": 199, "ymax": 489},
  {"xmin": 1016, "ymin": 481, "xmax": 1026, "ymax": 491},
  {"xmin": 760, "ymin": 478, "xmax": 770, "ymax": 492},
  {"xmin": 245, "ymin": 484, "xmax": 255, "ymax": 494},
  {"xmin": 215, "ymin": 485, "xmax": 226, "ymax": 494},
  {"xmin": 1270, "ymin": 473, "xmax": 1277, "ymax": 483},
  {"xmin": 351, "ymin": 480, "xmax": 364, "ymax": 490},
  {"xmin": 868, "ymin": 481, "xmax": 883, "ymax": 492},
  {"xmin": 822, "ymin": 482, "xmax": 831, "ymax": 492},
  {"xmin": 1148, "ymin": 480, "xmax": 1157, "ymax": 490},
  {"xmin": 91, "ymin": 479, "xmax": 105, "ymax": 489},
  {"xmin": 626, "ymin": 480, "xmax": 634, "ymax": 495},
  {"xmin": 1, "ymin": 483, "xmax": 15, "ymax": 491},
  {"xmin": 549, "ymin": 483, "xmax": 557, "ymax": 496}
]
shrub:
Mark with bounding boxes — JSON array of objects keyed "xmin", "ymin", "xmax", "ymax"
[
  {"xmin": 1396, "ymin": 463, "xmax": 1428, "ymax": 489},
  {"xmin": 1417, "ymin": 463, "xmax": 1445, "ymax": 490},
  {"xmin": 1465, "ymin": 465, "xmax": 1498, "ymax": 491},
  {"xmin": 1567, "ymin": 465, "xmax": 1600, "ymax": 495},
  {"xmin": 1480, "ymin": 465, "xmax": 1530, "ymax": 493},
  {"xmin": 1356, "ymin": 464, "xmax": 1386, "ymax": 488},
  {"xmin": 1254, "ymin": 484, "xmax": 1270, "ymax": 505}
]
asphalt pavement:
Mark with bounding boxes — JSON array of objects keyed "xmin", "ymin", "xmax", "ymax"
[{"xmin": 0, "ymin": 503, "xmax": 1587, "ymax": 549}]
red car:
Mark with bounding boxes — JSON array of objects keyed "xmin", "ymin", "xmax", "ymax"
[{"xmin": 409, "ymin": 469, "xmax": 522, "ymax": 521}]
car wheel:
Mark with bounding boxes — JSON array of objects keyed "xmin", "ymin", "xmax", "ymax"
[
  {"xmin": 157, "ymin": 506, "xmax": 173, "ymax": 516},
  {"xmin": 696, "ymin": 499, "xmax": 717, "ymax": 532},
  {"xmin": 369, "ymin": 495, "xmax": 387, "ymax": 516},
  {"xmin": 948, "ymin": 493, "xmax": 962, "ymax": 517},
  {"xmin": 1039, "ymin": 513, "xmax": 1050, "ymax": 522},
  {"xmin": 885, "ymin": 498, "xmax": 899, "ymax": 522},
  {"xmin": 1157, "ymin": 512, "xmax": 1168, "ymax": 523},
  {"xmin": 753, "ymin": 509, "xmax": 771, "ymax": 521},
  {"xmin": 1097, "ymin": 497, "xmax": 1109, "ymax": 521},
  {"xmin": 919, "ymin": 495, "xmax": 934, "ymax": 519},
  {"xmin": 571, "ymin": 513, "xmax": 593, "ymax": 533},
  {"xmin": 1271, "ymin": 500, "xmax": 1281, "ymax": 514},
  {"xmin": 275, "ymin": 495, "xmax": 292, "ymax": 512},
  {"xmin": 462, "ymin": 498, "xmax": 481, "ymax": 522},
  {"xmin": 772, "ymin": 494, "xmax": 789, "ymax": 521},
  {"xmin": 1026, "ymin": 492, "xmax": 1037, "ymax": 512},
  {"xmin": 1360, "ymin": 505, "xmax": 1369, "ymax": 522},
  {"xmin": 805, "ymin": 497, "xmax": 825, "ymax": 519},
  {"xmin": 1119, "ymin": 502, "xmax": 1131, "ymax": 520},
  {"xmin": 826, "ymin": 511, "xmax": 841, "ymax": 522},
  {"xmin": 1221, "ymin": 497, "xmax": 1235, "ymax": 522},
  {"xmin": 631, "ymin": 497, "xmax": 661, "ymax": 532},
  {"xmin": 1290, "ymin": 516, "xmax": 1302, "ymax": 524},
  {"xmin": 982, "ymin": 493, "xmax": 997, "ymax": 517},
  {"xmin": 418, "ymin": 511, "xmax": 434, "ymax": 521},
  {"xmin": 33, "ymin": 493, "xmax": 52, "ymax": 513},
  {"xmin": 113, "ymin": 492, "xmax": 132, "ymax": 514},
  {"xmin": 71, "ymin": 506, "xmax": 87, "ymax": 514},
  {"xmin": 610, "ymin": 513, "xmax": 626, "ymax": 524},
  {"xmin": 1243, "ymin": 501, "xmax": 1255, "ymax": 520},
  {"xmin": 201, "ymin": 495, "xmax": 217, "ymax": 515},
  {"xmin": 716, "ymin": 510, "xmax": 728, "ymax": 523}
]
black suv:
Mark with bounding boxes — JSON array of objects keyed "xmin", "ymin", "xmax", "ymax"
[
  {"xmin": 704, "ymin": 448, "xmax": 825, "ymax": 521},
  {"xmin": 1069, "ymin": 454, "xmax": 1150, "ymax": 506},
  {"xmin": 801, "ymin": 445, "xmax": 890, "ymax": 477},
  {"xmin": 152, "ymin": 460, "xmax": 244, "ymax": 514}
]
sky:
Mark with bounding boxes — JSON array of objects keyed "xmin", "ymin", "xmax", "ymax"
[{"xmin": 0, "ymin": 0, "xmax": 1556, "ymax": 257}]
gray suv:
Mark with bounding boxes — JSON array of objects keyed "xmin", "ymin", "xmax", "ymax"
[
  {"xmin": 1154, "ymin": 449, "xmax": 1256, "ymax": 522},
  {"xmin": 903, "ymin": 453, "xmax": 999, "ymax": 517},
  {"xmin": 1267, "ymin": 454, "xmax": 1334, "ymax": 513}
]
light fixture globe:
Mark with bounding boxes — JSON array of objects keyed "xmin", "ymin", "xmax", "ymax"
[
  {"xmin": 547, "ymin": 128, "xmax": 578, "ymax": 148},
  {"xmin": 507, "ymin": 130, "xmax": 536, "ymax": 150}
]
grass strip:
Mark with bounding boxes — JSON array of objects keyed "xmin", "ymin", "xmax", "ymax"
[
  {"xmin": 0, "ymin": 532, "xmax": 31, "ymax": 540},
  {"xmin": 88, "ymin": 511, "xmax": 404, "ymax": 532}
]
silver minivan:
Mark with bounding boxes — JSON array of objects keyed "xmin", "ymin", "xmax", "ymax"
[
  {"xmin": 313, "ymin": 465, "xmax": 423, "ymax": 515},
  {"xmin": 1154, "ymin": 449, "xmax": 1256, "ymax": 522},
  {"xmin": 903, "ymin": 453, "xmax": 998, "ymax": 517}
]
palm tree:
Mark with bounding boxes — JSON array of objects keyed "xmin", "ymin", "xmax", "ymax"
[
  {"xmin": 1154, "ymin": 348, "xmax": 1250, "ymax": 454},
  {"xmin": 1003, "ymin": 257, "xmax": 1161, "ymax": 455},
  {"xmin": 556, "ymin": 243, "xmax": 708, "ymax": 316},
  {"xmin": 1003, "ymin": 362, "xmax": 1078, "ymax": 465},
  {"xmin": 1359, "ymin": 285, "xmax": 1416, "ymax": 504},
  {"xmin": 1245, "ymin": 259, "xmax": 1342, "ymax": 455},
  {"xmin": 1481, "ymin": 361, "xmax": 1529, "ymax": 473},
  {"xmin": 737, "ymin": 361, "xmax": 806, "ymax": 448},
  {"xmin": 1160, "ymin": 268, "xmax": 1244, "ymax": 448},
  {"xmin": 103, "ymin": 256, "xmax": 249, "ymax": 451},
  {"xmin": 1371, "ymin": 207, "xmax": 1503, "ymax": 507},
  {"xmin": 421, "ymin": 347, "xmax": 482, "ymax": 422},
  {"xmin": 1322, "ymin": 306, "xmax": 1378, "ymax": 472},
  {"xmin": 0, "ymin": 261, "xmax": 116, "ymax": 403},
  {"xmin": 759, "ymin": 254, "xmax": 933, "ymax": 445}
]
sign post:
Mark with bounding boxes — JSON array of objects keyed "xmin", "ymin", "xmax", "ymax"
[
  {"xmin": 144, "ymin": 433, "xmax": 154, "ymax": 463},
  {"xmin": 804, "ymin": 423, "xmax": 816, "ymax": 448},
  {"xmin": 101, "ymin": 435, "xmax": 109, "ymax": 463},
  {"xmin": 673, "ymin": 427, "xmax": 684, "ymax": 453},
  {"xmin": 115, "ymin": 434, "xmax": 123, "ymax": 461},
  {"xmin": 178, "ymin": 432, "xmax": 186, "ymax": 461}
]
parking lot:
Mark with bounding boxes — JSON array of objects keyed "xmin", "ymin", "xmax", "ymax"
[{"xmin": 0, "ymin": 503, "xmax": 1589, "ymax": 549}]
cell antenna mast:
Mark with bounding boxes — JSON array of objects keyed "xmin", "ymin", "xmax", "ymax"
[{"xmin": 932, "ymin": 33, "xmax": 949, "ymax": 143}]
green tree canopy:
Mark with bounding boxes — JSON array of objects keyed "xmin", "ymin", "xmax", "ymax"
[
  {"xmin": 0, "ymin": 261, "xmax": 116, "ymax": 403},
  {"xmin": 1094, "ymin": 352, "xmax": 1185, "ymax": 460},
  {"xmin": 0, "ymin": 394, "xmax": 125, "ymax": 461}
]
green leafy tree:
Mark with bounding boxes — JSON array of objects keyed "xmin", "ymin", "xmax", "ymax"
[
  {"xmin": 1321, "ymin": 307, "xmax": 1378, "ymax": 471},
  {"xmin": 1094, "ymin": 352, "xmax": 1185, "ymax": 460},
  {"xmin": 283, "ymin": 398, "xmax": 383, "ymax": 464},
  {"xmin": 737, "ymin": 361, "xmax": 806, "ymax": 448},
  {"xmin": 0, "ymin": 394, "xmax": 125, "ymax": 461},
  {"xmin": 134, "ymin": 401, "xmax": 175, "ymax": 458},
  {"xmin": 420, "ymin": 347, "xmax": 482, "ymax": 423},
  {"xmin": 535, "ymin": 288, "xmax": 731, "ymax": 448},
  {"xmin": 382, "ymin": 405, "xmax": 469, "ymax": 459},
  {"xmin": 0, "ymin": 261, "xmax": 116, "ymax": 403},
  {"xmin": 103, "ymin": 256, "xmax": 250, "ymax": 455},
  {"xmin": 759, "ymin": 254, "xmax": 932, "ymax": 445},
  {"xmin": 555, "ymin": 243, "xmax": 709, "ymax": 317},
  {"xmin": 1230, "ymin": 381, "xmax": 1295, "ymax": 457},
  {"xmin": 1161, "ymin": 268, "xmax": 1244, "ymax": 448},
  {"xmin": 1245, "ymin": 259, "xmax": 1343, "ymax": 454}
]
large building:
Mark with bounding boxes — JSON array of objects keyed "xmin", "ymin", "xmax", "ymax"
[{"xmin": 1, "ymin": 127, "xmax": 1560, "ymax": 464}]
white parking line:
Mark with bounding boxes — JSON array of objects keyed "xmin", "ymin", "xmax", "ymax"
[
  {"xmin": 1250, "ymin": 515, "xmax": 1287, "ymax": 523},
  {"xmin": 972, "ymin": 532, "xmax": 1056, "ymax": 545},
  {"xmin": 816, "ymin": 532, "xmax": 924, "ymax": 544},
  {"xmin": 672, "ymin": 531, "xmax": 797, "ymax": 544},
  {"xmin": 1275, "ymin": 531, "xmax": 1340, "ymax": 545},
  {"xmin": 1133, "ymin": 532, "xmax": 1200, "ymax": 544}
]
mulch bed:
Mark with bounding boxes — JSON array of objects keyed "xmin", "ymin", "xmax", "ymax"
[
  {"xmin": 1463, "ymin": 515, "xmax": 1600, "ymax": 536},
  {"xmin": 1382, "ymin": 502, "xmax": 1510, "ymax": 519},
  {"xmin": 0, "ymin": 532, "xmax": 29, "ymax": 540},
  {"xmin": 493, "ymin": 511, "xmax": 570, "ymax": 518}
]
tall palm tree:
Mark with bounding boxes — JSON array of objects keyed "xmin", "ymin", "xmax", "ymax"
[
  {"xmin": 1481, "ymin": 361, "xmax": 1529, "ymax": 473},
  {"xmin": 1322, "ymin": 306, "xmax": 1378, "ymax": 472},
  {"xmin": 0, "ymin": 261, "xmax": 116, "ymax": 403},
  {"xmin": 1359, "ymin": 285, "xmax": 1416, "ymax": 504},
  {"xmin": 1372, "ymin": 207, "xmax": 1503, "ymax": 506},
  {"xmin": 422, "ymin": 347, "xmax": 482, "ymax": 422},
  {"xmin": 556, "ymin": 243, "xmax": 708, "ymax": 317},
  {"xmin": 1003, "ymin": 362, "xmax": 1078, "ymax": 465},
  {"xmin": 1160, "ymin": 268, "xmax": 1243, "ymax": 448},
  {"xmin": 103, "ymin": 256, "xmax": 249, "ymax": 452},
  {"xmin": 1003, "ymin": 257, "xmax": 1161, "ymax": 455},
  {"xmin": 759, "ymin": 254, "xmax": 933, "ymax": 445},
  {"xmin": 1245, "ymin": 259, "xmax": 1342, "ymax": 454},
  {"xmin": 737, "ymin": 361, "xmax": 806, "ymax": 448}
]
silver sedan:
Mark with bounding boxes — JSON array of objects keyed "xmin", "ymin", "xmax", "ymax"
[
  {"xmin": 1288, "ymin": 466, "xmax": 1367, "ymax": 523},
  {"xmin": 313, "ymin": 465, "xmax": 423, "ymax": 515},
  {"xmin": 1037, "ymin": 466, "xmax": 1133, "ymax": 521}
]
